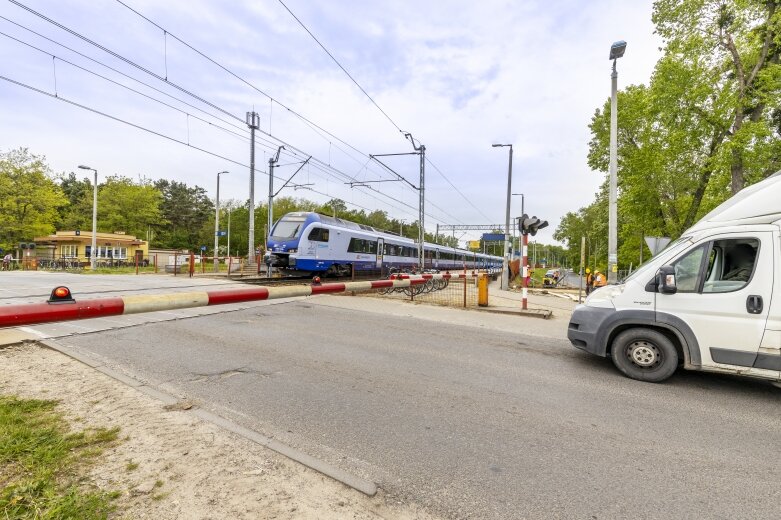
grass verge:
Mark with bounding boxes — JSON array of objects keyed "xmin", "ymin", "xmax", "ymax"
[{"xmin": 0, "ymin": 395, "xmax": 121, "ymax": 519}]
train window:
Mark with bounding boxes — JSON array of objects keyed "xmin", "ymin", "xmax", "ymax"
[
  {"xmin": 271, "ymin": 216, "xmax": 306, "ymax": 238},
  {"xmin": 307, "ymin": 228, "xmax": 330, "ymax": 242},
  {"xmin": 348, "ymin": 238, "xmax": 362, "ymax": 253}
]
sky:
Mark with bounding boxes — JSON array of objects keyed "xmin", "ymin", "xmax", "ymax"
[{"xmin": 0, "ymin": 0, "xmax": 662, "ymax": 245}]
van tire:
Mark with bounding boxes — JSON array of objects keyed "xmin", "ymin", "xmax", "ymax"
[{"xmin": 610, "ymin": 328, "xmax": 678, "ymax": 383}]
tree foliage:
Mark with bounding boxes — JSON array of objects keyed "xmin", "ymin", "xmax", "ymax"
[
  {"xmin": 0, "ymin": 148, "xmax": 66, "ymax": 251},
  {"xmin": 557, "ymin": 0, "xmax": 781, "ymax": 270}
]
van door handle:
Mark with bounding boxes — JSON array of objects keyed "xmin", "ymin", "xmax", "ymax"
[{"xmin": 746, "ymin": 295, "xmax": 763, "ymax": 314}]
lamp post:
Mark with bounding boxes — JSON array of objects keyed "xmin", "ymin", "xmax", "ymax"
[
  {"xmin": 214, "ymin": 170, "xmax": 228, "ymax": 273},
  {"xmin": 608, "ymin": 40, "xmax": 626, "ymax": 284},
  {"xmin": 512, "ymin": 192, "xmax": 524, "ymax": 263},
  {"xmin": 492, "ymin": 143, "xmax": 513, "ymax": 290},
  {"xmin": 77, "ymin": 165, "xmax": 98, "ymax": 270}
]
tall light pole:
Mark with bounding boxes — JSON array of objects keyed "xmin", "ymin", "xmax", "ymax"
[
  {"xmin": 246, "ymin": 111, "xmax": 260, "ymax": 263},
  {"xmin": 608, "ymin": 40, "xmax": 626, "ymax": 284},
  {"xmin": 214, "ymin": 170, "xmax": 228, "ymax": 272},
  {"xmin": 78, "ymin": 165, "xmax": 98, "ymax": 270},
  {"xmin": 492, "ymin": 143, "xmax": 513, "ymax": 290}
]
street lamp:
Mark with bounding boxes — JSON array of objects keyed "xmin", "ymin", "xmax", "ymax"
[
  {"xmin": 214, "ymin": 170, "xmax": 228, "ymax": 272},
  {"xmin": 608, "ymin": 40, "xmax": 626, "ymax": 284},
  {"xmin": 78, "ymin": 165, "xmax": 98, "ymax": 270},
  {"xmin": 492, "ymin": 143, "xmax": 513, "ymax": 290}
]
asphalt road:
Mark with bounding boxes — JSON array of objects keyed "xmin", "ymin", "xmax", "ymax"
[{"xmin": 61, "ymin": 299, "xmax": 780, "ymax": 519}]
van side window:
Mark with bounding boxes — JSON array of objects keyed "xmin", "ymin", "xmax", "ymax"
[
  {"xmin": 308, "ymin": 228, "xmax": 329, "ymax": 242},
  {"xmin": 671, "ymin": 244, "xmax": 707, "ymax": 292},
  {"xmin": 702, "ymin": 239, "xmax": 758, "ymax": 293}
]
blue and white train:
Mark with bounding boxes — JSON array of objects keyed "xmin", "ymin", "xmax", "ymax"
[{"xmin": 266, "ymin": 212, "xmax": 502, "ymax": 276}]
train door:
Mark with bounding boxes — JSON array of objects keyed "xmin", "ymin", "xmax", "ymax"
[
  {"xmin": 435, "ymin": 249, "xmax": 440, "ymax": 269},
  {"xmin": 376, "ymin": 238, "xmax": 384, "ymax": 269}
]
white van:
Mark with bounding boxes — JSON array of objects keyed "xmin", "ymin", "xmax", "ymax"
[{"xmin": 568, "ymin": 171, "xmax": 781, "ymax": 383}]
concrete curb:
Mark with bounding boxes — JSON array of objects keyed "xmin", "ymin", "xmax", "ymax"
[
  {"xmin": 36, "ymin": 338, "xmax": 378, "ymax": 497},
  {"xmin": 476, "ymin": 307, "xmax": 553, "ymax": 319}
]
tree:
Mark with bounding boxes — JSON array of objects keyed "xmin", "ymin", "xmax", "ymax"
[
  {"xmin": 58, "ymin": 171, "xmax": 94, "ymax": 231},
  {"xmin": 571, "ymin": 0, "xmax": 781, "ymax": 270},
  {"xmin": 98, "ymin": 175, "xmax": 163, "ymax": 239},
  {"xmin": 0, "ymin": 148, "xmax": 66, "ymax": 251},
  {"xmin": 154, "ymin": 180, "xmax": 212, "ymax": 249},
  {"xmin": 653, "ymin": 0, "xmax": 781, "ymax": 194}
]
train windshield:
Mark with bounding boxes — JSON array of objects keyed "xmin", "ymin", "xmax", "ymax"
[{"xmin": 271, "ymin": 216, "xmax": 307, "ymax": 238}]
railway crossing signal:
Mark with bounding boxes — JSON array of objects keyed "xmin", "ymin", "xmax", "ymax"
[{"xmin": 519, "ymin": 214, "xmax": 548, "ymax": 236}]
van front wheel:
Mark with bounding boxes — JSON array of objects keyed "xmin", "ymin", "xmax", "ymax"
[{"xmin": 611, "ymin": 328, "xmax": 678, "ymax": 383}]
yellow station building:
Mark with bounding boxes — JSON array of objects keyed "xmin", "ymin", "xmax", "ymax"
[{"xmin": 33, "ymin": 231, "xmax": 149, "ymax": 267}]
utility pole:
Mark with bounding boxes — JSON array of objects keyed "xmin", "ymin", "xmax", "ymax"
[
  {"xmin": 214, "ymin": 170, "xmax": 227, "ymax": 273},
  {"xmin": 404, "ymin": 133, "xmax": 425, "ymax": 269},
  {"xmin": 246, "ymin": 111, "xmax": 260, "ymax": 263},
  {"xmin": 268, "ymin": 146, "xmax": 284, "ymax": 242},
  {"xmin": 227, "ymin": 207, "xmax": 231, "ymax": 257}
]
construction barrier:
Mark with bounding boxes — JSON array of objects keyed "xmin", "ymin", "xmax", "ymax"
[{"xmin": 0, "ymin": 272, "xmax": 485, "ymax": 329}]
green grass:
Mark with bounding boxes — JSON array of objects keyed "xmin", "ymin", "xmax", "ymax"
[{"xmin": 0, "ymin": 395, "xmax": 121, "ymax": 519}]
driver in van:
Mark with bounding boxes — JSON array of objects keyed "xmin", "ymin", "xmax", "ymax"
[{"xmin": 723, "ymin": 243, "xmax": 756, "ymax": 282}]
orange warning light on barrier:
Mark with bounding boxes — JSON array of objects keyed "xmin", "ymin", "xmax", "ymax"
[{"xmin": 48, "ymin": 286, "xmax": 75, "ymax": 304}]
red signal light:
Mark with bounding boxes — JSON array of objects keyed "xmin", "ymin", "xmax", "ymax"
[{"xmin": 48, "ymin": 286, "xmax": 75, "ymax": 304}]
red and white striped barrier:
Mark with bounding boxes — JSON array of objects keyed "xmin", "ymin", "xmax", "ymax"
[{"xmin": 0, "ymin": 272, "xmax": 489, "ymax": 329}]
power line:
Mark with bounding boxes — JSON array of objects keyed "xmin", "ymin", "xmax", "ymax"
[
  {"xmin": 4, "ymin": 2, "xmax": 462, "ymax": 225},
  {"xmin": 426, "ymin": 157, "xmax": 493, "ymax": 222},
  {"xmin": 106, "ymin": 1, "xmax": 468, "ymax": 225},
  {"xmin": 113, "ymin": 0, "xmax": 405, "ymax": 180},
  {"xmin": 274, "ymin": 0, "xmax": 404, "ymax": 134},
  {"xmin": 1, "ymin": 9, "xmax": 411, "ymax": 210},
  {"xmin": 8, "ymin": 0, "xmax": 242, "ymax": 124},
  {"xmin": 0, "ymin": 30, "xmax": 250, "ymax": 145},
  {"xmin": 0, "ymin": 73, "xmax": 427, "ymax": 220}
]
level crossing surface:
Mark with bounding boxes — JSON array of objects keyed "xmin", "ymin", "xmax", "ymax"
[{"xmin": 42, "ymin": 296, "xmax": 781, "ymax": 520}]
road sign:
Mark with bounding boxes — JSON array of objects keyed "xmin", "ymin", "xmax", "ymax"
[
  {"xmin": 482, "ymin": 233, "xmax": 505, "ymax": 242},
  {"xmin": 200, "ymin": 246, "xmax": 207, "ymax": 251},
  {"xmin": 644, "ymin": 236, "xmax": 671, "ymax": 256},
  {"xmin": 215, "ymin": 231, "xmax": 227, "ymax": 237}
]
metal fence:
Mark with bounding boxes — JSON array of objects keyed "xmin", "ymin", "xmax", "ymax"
[{"xmin": 361, "ymin": 270, "xmax": 495, "ymax": 309}]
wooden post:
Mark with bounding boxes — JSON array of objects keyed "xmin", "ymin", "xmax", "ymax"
[{"xmin": 174, "ymin": 253, "xmax": 178, "ymax": 276}]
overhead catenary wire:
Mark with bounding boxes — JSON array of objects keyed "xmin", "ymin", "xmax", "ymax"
[
  {"xmin": 4, "ymin": 2, "xmax": 466, "ymax": 228},
  {"xmin": 0, "ymin": 73, "xmax": 429, "ymax": 221},
  {"xmin": 274, "ymin": 0, "xmax": 404, "ymax": 134},
  {"xmin": 0, "ymin": 14, "xmax": 426, "ymax": 220},
  {"xmin": 273, "ymin": 0, "xmax": 489, "ymax": 226},
  {"xmin": 3, "ymin": 5, "xmax": 412, "ymax": 201}
]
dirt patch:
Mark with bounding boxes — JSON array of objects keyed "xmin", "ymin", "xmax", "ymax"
[{"xmin": 0, "ymin": 343, "xmax": 437, "ymax": 520}]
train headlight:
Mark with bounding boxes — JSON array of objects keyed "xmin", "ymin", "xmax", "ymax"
[{"xmin": 288, "ymin": 248, "xmax": 297, "ymax": 253}]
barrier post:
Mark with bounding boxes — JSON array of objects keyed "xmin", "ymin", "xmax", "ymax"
[
  {"xmin": 174, "ymin": 253, "xmax": 178, "ymax": 276},
  {"xmin": 228, "ymin": 256, "xmax": 232, "ymax": 277},
  {"xmin": 154, "ymin": 254, "xmax": 158, "ymax": 273},
  {"xmin": 478, "ymin": 274, "xmax": 488, "ymax": 307},
  {"xmin": 189, "ymin": 252, "xmax": 195, "ymax": 278},
  {"xmin": 135, "ymin": 254, "xmax": 139, "ymax": 275},
  {"xmin": 522, "ymin": 233, "xmax": 528, "ymax": 310}
]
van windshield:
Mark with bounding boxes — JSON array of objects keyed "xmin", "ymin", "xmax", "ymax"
[
  {"xmin": 271, "ymin": 217, "xmax": 306, "ymax": 239},
  {"xmin": 623, "ymin": 236, "xmax": 693, "ymax": 284}
]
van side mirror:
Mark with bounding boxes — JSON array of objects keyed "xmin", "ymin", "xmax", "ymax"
[{"xmin": 657, "ymin": 265, "xmax": 677, "ymax": 294}]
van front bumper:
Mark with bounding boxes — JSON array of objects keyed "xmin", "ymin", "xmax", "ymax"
[{"xmin": 567, "ymin": 305, "xmax": 615, "ymax": 357}]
